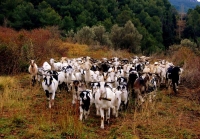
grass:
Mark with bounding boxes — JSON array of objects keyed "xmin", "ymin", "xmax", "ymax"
[{"xmin": 0, "ymin": 73, "xmax": 200, "ymax": 139}]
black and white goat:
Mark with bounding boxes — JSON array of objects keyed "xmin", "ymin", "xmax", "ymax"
[
  {"xmin": 28, "ymin": 59, "xmax": 38, "ymax": 86},
  {"xmin": 42, "ymin": 70, "xmax": 59, "ymax": 108},
  {"xmin": 79, "ymin": 90, "xmax": 93, "ymax": 121},
  {"xmin": 71, "ymin": 80, "xmax": 86, "ymax": 105},
  {"xmin": 116, "ymin": 83, "xmax": 129, "ymax": 110}
]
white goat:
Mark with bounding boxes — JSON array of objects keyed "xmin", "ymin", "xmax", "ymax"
[
  {"xmin": 50, "ymin": 58, "xmax": 62, "ymax": 71},
  {"xmin": 112, "ymin": 88, "xmax": 122, "ymax": 118},
  {"xmin": 84, "ymin": 69, "xmax": 94, "ymax": 87},
  {"xmin": 28, "ymin": 59, "xmax": 38, "ymax": 86},
  {"xmin": 42, "ymin": 61, "xmax": 51, "ymax": 71},
  {"xmin": 93, "ymin": 81, "xmax": 116, "ymax": 129},
  {"xmin": 56, "ymin": 70, "xmax": 67, "ymax": 92}
]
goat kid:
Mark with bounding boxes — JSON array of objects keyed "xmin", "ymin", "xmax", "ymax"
[
  {"xmin": 72, "ymin": 80, "xmax": 86, "ymax": 105},
  {"xmin": 116, "ymin": 84, "xmax": 129, "ymax": 110},
  {"xmin": 79, "ymin": 90, "xmax": 93, "ymax": 121}
]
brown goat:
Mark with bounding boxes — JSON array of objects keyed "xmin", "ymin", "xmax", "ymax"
[{"xmin": 133, "ymin": 73, "xmax": 150, "ymax": 105}]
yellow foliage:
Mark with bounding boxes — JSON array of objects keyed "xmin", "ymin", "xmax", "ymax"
[
  {"xmin": 171, "ymin": 47, "xmax": 195, "ymax": 66},
  {"xmin": 61, "ymin": 42, "xmax": 89, "ymax": 57},
  {"xmin": 59, "ymin": 42, "xmax": 133, "ymax": 59}
]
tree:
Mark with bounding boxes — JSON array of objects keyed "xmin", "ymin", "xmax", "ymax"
[
  {"xmin": 121, "ymin": 20, "xmax": 142, "ymax": 53},
  {"xmin": 66, "ymin": 0, "xmax": 84, "ymax": 20},
  {"xmin": 75, "ymin": 26, "xmax": 95, "ymax": 45},
  {"xmin": 102, "ymin": 18, "xmax": 113, "ymax": 31},
  {"xmin": 0, "ymin": 0, "xmax": 22, "ymax": 27},
  {"xmin": 95, "ymin": 5, "xmax": 111, "ymax": 21},
  {"xmin": 110, "ymin": 24, "xmax": 123, "ymax": 49},
  {"xmin": 75, "ymin": 11, "xmax": 88, "ymax": 30},
  {"xmin": 38, "ymin": 1, "xmax": 61, "ymax": 27},
  {"xmin": 75, "ymin": 9, "xmax": 98, "ymax": 30},
  {"xmin": 92, "ymin": 25, "xmax": 111, "ymax": 46},
  {"xmin": 138, "ymin": 10, "xmax": 149, "ymax": 25},
  {"xmin": 162, "ymin": 8, "xmax": 177, "ymax": 50},
  {"xmin": 110, "ymin": 20, "xmax": 142, "ymax": 53},
  {"xmin": 10, "ymin": 2, "xmax": 38, "ymax": 30},
  {"xmin": 60, "ymin": 16, "xmax": 74, "ymax": 32},
  {"xmin": 184, "ymin": 9, "xmax": 200, "ymax": 46},
  {"xmin": 116, "ymin": 5, "xmax": 133, "ymax": 27}
]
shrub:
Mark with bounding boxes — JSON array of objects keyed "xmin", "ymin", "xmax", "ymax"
[
  {"xmin": 170, "ymin": 47, "xmax": 200, "ymax": 88},
  {"xmin": 75, "ymin": 26, "xmax": 95, "ymax": 45},
  {"xmin": 182, "ymin": 55, "xmax": 200, "ymax": 88},
  {"xmin": 0, "ymin": 27, "xmax": 62, "ymax": 74},
  {"xmin": 180, "ymin": 39, "xmax": 197, "ymax": 48}
]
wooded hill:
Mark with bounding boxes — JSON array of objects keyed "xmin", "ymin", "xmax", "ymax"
[
  {"xmin": 169, "ymin": 0, "xmax": 200, "ymax": 12},
  {"xmin": 0, "ymin": 0, "xmax": 200, "ymax": 55}
]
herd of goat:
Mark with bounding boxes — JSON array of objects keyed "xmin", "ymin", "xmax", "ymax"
[{"xmin": 28, "ymin": 56, "xmax": 183, "ymax": 129}]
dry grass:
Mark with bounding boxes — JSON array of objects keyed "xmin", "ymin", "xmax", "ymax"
[
  {"xmin": 0, "ymin": 73, "xmax": 200, "ymax": 139},
  {"xmin": 60, "ymin": 42, "xmax": 133, "ymax": 59}
]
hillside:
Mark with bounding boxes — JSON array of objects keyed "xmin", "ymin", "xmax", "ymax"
[
  {"xmin": 169, "ymin": 0, "xmax": 200, "ymax": 12},
  {"xmin": 0, "ymin": 29, "xmax": 200, "ymax": 138},
  {"xmin": 0, "ymin": 50, "xmax": 200, "ymax": 138},
  {"xmin": 0, "ymin": 0, "xmax": 178, "ymax": 54}
]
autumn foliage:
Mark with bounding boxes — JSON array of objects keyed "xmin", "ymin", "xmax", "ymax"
[
  {"xmin": 0, "ymin": 27, "xmax": 62, "ymax": 74},
  {"xmin": 0, "ymin": 27, "xmax": 133, "ymax": 74}
]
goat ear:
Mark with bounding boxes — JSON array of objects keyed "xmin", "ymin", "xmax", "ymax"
[
  {"xmin": 80, "ymin": 92, "xmax": 84, "ymax": 98},
  {"xmin": 50, "ymin": 77, "xmax": 53, "ymax": 81},
  {"xmin": 87, "ymin": 92, "xmax": 91, "ymax": 98}
]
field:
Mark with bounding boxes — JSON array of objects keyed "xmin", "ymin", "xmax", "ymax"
[
  {"xmin": 0, "ymin": 26, "xmax": 200, "ymax": 138},
  {"xmin": 0, "ymin": 70, "xmax": 200, "ymax": 139}
]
